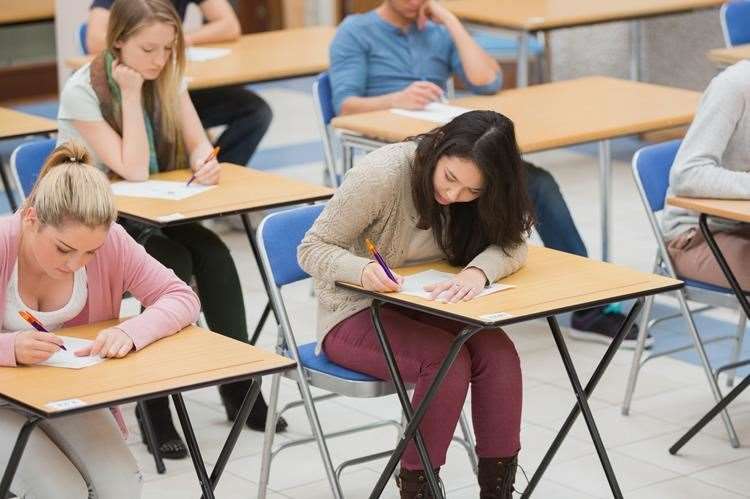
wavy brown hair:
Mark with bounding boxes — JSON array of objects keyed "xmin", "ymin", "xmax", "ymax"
[{"xmin": 409, "ymin": 110, "xmax": 534, "ymax": 266}]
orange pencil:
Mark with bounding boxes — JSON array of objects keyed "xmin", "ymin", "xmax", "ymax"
[
  {"xmin": 186, "ymin": 146, "xmax": 220, "ymax": 186},
  {"xmin": 19, "ymin": 311, "xmax": 67, "ymax": 351}
]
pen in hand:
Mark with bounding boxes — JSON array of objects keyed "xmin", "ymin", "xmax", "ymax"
[
  {"xmin": 186, "ymin": 146, "xmax": 220, "ymax": 186},
  {"xmin": 365, "ymin": 238, "xmax": 399, "ymax": 284},
  {"xmin": 18, "ymin": 311, "xmax": 67, "ymax": 351}
]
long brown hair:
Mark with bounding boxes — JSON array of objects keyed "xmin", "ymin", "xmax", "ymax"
[
  {"xmin": 410, "ymin": 110, "xmax": 534, "ymax": 266},
  {"xmin": 107, "ymin": 0, "xmax": 186, "ymax": 165}
]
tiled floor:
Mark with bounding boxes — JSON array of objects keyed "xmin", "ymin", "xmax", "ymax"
[{"xmin": 4, "ymin": 79, "xmax": 750, "ymax": 498}]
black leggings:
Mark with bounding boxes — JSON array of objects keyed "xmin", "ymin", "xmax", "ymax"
[{"xmin": 123, "ymin": 220, "xmax": 248, "ymax": 344}]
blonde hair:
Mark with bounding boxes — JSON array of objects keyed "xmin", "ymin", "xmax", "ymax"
[
  {"xmin": 107, "ymin": 0, "xmax": 186, "ymax": 159},
  {"xmin": 23, "ymin": 141, "xmax": 117, "ymax": 228}
]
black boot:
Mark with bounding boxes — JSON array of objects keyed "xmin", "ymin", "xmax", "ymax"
[
  {"xmin": 218, "ymin": 379, "xmax": 288, "ymax": 433},
  {"xmin": 396, "ymin": 468, "xmax": 441, "ymax": 499},
  {"xmin": 135, "ymin": 397, "xmax": 188, "ymax": 459},
  {"xmin": 478, "ymin": 455, "xmax": 518, "ymax": 499}
]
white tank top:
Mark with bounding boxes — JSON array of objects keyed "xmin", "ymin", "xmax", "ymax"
[{"xmin": 3, "ymin": 261, "xmax": 88, "ymax": 333}]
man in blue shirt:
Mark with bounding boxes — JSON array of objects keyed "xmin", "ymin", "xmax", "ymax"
[{"xmin": 330, "ymin": 0, "xmax": 646, "ymax": 349}]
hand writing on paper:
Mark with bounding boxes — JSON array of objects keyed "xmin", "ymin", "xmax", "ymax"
[
  {"xmin": 190, "ymin": 150, "xmax": 221, "ymax": 185},
  {"xmin": 14, "ymin": 331, "xmax": 65, "ymax": 365},
  {"xmin": 424, "ymin": 267, "xmax": 487, "ymax": 303},
  {"xmin": 391, "ymin": 81, "xmax": 444, "ymax": 110},
  {"xmin": 76, "ymin": 327, "xmax": 134, "ymax": 359},
  {"xmin": 361, "ymin": 261, "xmax": 403, "ymax": 293}
]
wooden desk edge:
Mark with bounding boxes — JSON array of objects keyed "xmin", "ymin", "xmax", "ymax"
[
  {"xmin": 0, "ymin": 360, "xmax": 296, "ymax": 419},
  {"xmin": 337, "ymin": 280, "xmax": 683, "ymax": 328}
]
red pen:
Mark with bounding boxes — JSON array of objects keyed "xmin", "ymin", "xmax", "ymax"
[
  {"xmin": 186, "ymin": 146, "xmax": 220, "ymax": 186},
  {"xmin": 19, "ymin": 311, "xmax": 67, "ymax": 351}
]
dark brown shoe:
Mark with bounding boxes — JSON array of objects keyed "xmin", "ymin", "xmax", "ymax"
[
  {"xmin": 478, "ymin": 455, "xmax": 518, "ymax": 499},
  {"xmin": 396, "ymin": 468, "xmax": 440, "ymax": 499}
]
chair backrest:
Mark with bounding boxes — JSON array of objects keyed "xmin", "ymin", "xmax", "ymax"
[
  {"xmin": 77, "ymin": 22, "xmax": 89, "ymax": 55},
  {"xmin": 257, "ymin": 204, "xmax": 325, "ymax": 287},
  {"xmin": 312, "ymin": 72, "xmax": 338, "ymax": 186},
  {"xmin": 631, "ymin": 139, "xmax": 682, "ymax": 214},
  {"xmin": 721, "ymin": 1, "xmax": 750, "ymax": 47},
  {"xmin": 10, "ymin": 138, "xmax": 56, "ymax": 201}
]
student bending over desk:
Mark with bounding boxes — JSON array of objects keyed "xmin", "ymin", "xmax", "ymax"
[
  {"xmin": 662, "ymin": 60, "xmax": 750, "ymax": 289},
  {"xmin": 330, "ymin": 0, "xmax": 644, "ymax": 348},
  {"xmin": 0, "ymin": 141, "xmax": 200, "ymax": 499},
  {"xmin": 87, "ymin": 0, "xmax": 272, "ymax": 169},
  {"xmin": 299, "ymin": 111, "xmax": 527, "ymax": 498},
  {"xmin": 57, "ymin": 0, "xmax": 286, "ymax": 462}
]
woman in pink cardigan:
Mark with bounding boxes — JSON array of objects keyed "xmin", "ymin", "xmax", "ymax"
[{"xmin": 0, "ymin": 141, "xmax": 200, "ymax": 499}]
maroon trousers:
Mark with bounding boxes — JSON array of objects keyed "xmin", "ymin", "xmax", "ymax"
[{"xmin": 323, "ymin": 304, "xmax": 523, "ymax": 470}]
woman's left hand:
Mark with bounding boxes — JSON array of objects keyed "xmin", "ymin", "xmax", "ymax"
[
  {"xmin": 75, "ymin": 327, "xmax": 134, "ymax": 359},
  {"xmin": 423, "ymin": 267, "xmax": 487, "ymax": 303}
]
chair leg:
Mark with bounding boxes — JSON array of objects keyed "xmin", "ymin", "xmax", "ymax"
[
  {"xmin": 726, "ymin": 308, "xmax": 747, "ymax": 388},
  {"xmin": 676, "ymin": 290, "xmax": 740, "ymax": 447},
  {"xmin": 621, "ymin": 294, "xmax": 654, "ymax": 415},
  {"xmin": 295, "ymin": 377, "xmax": 344, "ymax": 499},
  {"xmin": 258, "ymin": 373, "xmax": 282, "ymax": 499},
  {"xmin": 458, "ymin": 409, "xmax": 478, "ymax": 474}
]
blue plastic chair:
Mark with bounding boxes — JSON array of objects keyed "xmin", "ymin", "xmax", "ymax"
[
  {"xmin": 623, "ymin": 140, "xmax": 744, "ymax": 446},
  {"xmin": 312, "ymin": 73, "xmax": 341, "ymax": 187},
  {"xmin": 255, "ymin": 205, "xmax": 477, "ymax": 498},
  {"xmin": 10, "ymin": 138, "xmax": 55, "ymax": 201},
  {"xmin": 77, "ymin": 22, "xmax": 89, "ymax": 55},
  {"xmin": 721, "ymin": 1, "xmax": 750, "ymax": 47}
]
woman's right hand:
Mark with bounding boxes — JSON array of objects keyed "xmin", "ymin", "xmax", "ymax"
[
  {"xmin": 14, "ymin": 331, "xmax": 65, "ymax": 365},
  {"xmin": 361, "ymin": 261, "xmax": 403, "ymax": 293},
  {"xmin": 111, "ymin": 59, "xmax": 144, "ymax": 96}
]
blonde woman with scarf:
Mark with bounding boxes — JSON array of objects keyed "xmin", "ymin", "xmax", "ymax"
[{"xmin": 57, "ymin": 0, "xmax": 287, "ymax": 461}]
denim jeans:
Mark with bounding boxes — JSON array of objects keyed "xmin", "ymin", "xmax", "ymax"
[
  {"xmin": 524, "ymin": 160, "xmax": 588, "ymax": 258},
  {"xmin": 189, "ymin": 86, "xmax": 273, "ymax": 166}
]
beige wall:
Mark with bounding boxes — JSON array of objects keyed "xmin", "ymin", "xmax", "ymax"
[{"xmin": 550, "ymin": 9, "xmax": 724, "ymax": 92}]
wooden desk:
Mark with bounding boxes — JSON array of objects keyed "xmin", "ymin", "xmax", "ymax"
[
  {"xmin": 115, "ymin": 164, "xmax": 333, "ymax": 226},
  {"xmin": 665, "ymin": 196, "xmax": 750, "ymax": 454},
  {"xmin": 445, "ymin": 0, "xmax": 723, "ymax": 86},
  {"xmin": 0, "ymin": 0, "xmax": 54, "ymax": 27},
  {"xmin": 0, "ymin": 320, "xmax": 295, "ymax": 498},
  {"xmin": 707, "ymin": 44, "xmax": 750, "ymax": 68},
  {"xmin": 339, "ymin": 246, "xmax": 681, "ymax": 498},
  {"xmin": 0, "ymin": 107, "xmax": 57, "ymax": 141},
  {"xmin": 333, "ymin": 76, "xmax": 701, "ymax": 261},
  {"xmin": 117, "ymin": 163, "xmax": 332, "ymax": 357},
  {"xmin": 66, "ymin": 26, "xmax": 335, "ymax": 90},
  {"xmin": 0, "ymin": 107, "xmax": 57, "ymax": 212}
]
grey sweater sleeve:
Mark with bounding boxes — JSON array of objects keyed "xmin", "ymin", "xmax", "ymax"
[{"xmin": 670, "ymin": 71, "xmax": 750, "ymax": 199}]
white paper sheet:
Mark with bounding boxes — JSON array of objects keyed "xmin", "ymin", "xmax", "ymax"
[
  {"xmin": 399, "ymin": 269, "xmax": 514, "ymax": 302},
  {"xmin": 390, "ymin": 103, "xmax": 471, "ymax": 124},
  {"xmin": 111, "ymin": 180, "xmax": 214, "ymax": 201},
  {"xmin": 186, "ymin": 47, "xmax": 231, "ymax": 62},
  {"xmin": 40, "ymin": 336, "xmax": 105, "ymax": 369}
]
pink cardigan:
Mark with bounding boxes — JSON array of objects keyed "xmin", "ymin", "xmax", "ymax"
[{"xmin": 0, "ymin": 214, "xmax": 201, "ymax": 366}]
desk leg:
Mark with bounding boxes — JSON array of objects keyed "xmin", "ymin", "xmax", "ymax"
[
  {"xmin": 517, "ymin": 31, "xmax": 530, "ymax": 88},
  {"xmin": 629, "ymin": 20, "xmax": 643, "ymax": 81},
  {"xmin": 241, "ymin": 214, "xmax": 279, "ymax": 344},
  {"xmin": 368, "ymin": 301, "xmax": 481, "ymax": 499},
  {"xmin": 0, "ymin": 416, "xmax": 41, "ymax": 497},
  {"xmin": 667, "ymin": 213, "xmax": 750, "ymax": 450},
  {"xmin": 598, "ymin": 140, "xmax": 612, "ymax": 261},
  {"xmin": 522, "ymin": 299, "xmax": 644, "ymax": 498},
  {"xmin": 173, "ymin": 393, "xmax": 214, "ymax": 499},
  {"xmin": 201, "ymin": 377, "xmax": 261, "ymax": 498},
  {"xmin": 0, "ymin": 159, "xmax": 17, "ymax": 213}
]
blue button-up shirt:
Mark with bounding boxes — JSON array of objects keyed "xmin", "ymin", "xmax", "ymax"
[{"xmin": 329, "ymin": 11, "xmax": 502, "ymax": 115}]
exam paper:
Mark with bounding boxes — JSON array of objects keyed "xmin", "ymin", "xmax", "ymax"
[
  {"xmin": 186, "ymin": 47, "xmax": 231, "ymax": 62},
  {"xmin": 111, "ymin": 180, "xmax": 214, "ymax": 201},
  {"xmin": 390, "ymin": 103, "xmax": 471, "ymax": 124},
  {"xmin": 400, "ymin": 269, "xmax": 514, "ymax": 302},
  {"xmin": 40, "ymin": 336, "xmax": 105, "ymax": 369}
]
